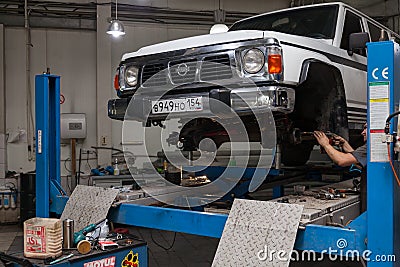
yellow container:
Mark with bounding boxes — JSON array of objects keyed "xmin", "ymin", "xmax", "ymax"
[{"xmin": 24, "ymin": 218, "xmax": 62, "ymax": 259}]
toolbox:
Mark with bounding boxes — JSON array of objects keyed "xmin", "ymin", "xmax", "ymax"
[{"xmin": 0, "ymin": 238, "xmax": 147, "ymax": 267}]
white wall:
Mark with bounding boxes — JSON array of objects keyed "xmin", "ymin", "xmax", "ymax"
[{"xmin": 5, "ymin": 28, "xmax": 97, "ymax": 176}]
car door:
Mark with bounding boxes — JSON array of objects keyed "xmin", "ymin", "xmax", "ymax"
[{"xmin": 337, "ymin": 9, "xmax": 368, "ymax": 128}]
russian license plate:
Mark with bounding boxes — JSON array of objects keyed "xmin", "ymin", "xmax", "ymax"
[{"xmin": 151, "ymin": 97, "xmax": 203, "ymax": 114}]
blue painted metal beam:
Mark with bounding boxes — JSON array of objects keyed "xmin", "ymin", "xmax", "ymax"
[
  {"xmin": 109, "ymin": 202, "xmax": 366, "ymax": 253},
  {"xmin": 109, "ymin": 203, "xmax": 227, "ymax": 238},
  {"xmin": 49, "ymin": 179, "xmax": 68, "ymax": 214},
  {"xmin": 295, "ymin": 224, "xmax": 366, "ymax": 253}
]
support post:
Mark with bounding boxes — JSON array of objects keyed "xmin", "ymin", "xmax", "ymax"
[
  {"xmin": 35, "ymin": 74, "xmax": 61, "ymax": 218},
  {"xmin": 96, "ymin": 2, "xmax": 112, "ymax": 167},
  {"xmin": 0, "ymin": 25, "xmax": 5, "ymax": 179},
  {"xmin": 366, "ymin": 41, "xmax": 400, "ymax": 266}
]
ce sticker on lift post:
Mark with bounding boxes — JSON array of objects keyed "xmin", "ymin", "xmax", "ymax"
[{"xmin": 368, "ymin": 81, "xmax": 390, "ymax": 162}]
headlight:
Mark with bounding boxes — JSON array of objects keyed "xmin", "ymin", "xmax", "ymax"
[
  {"xmin": 125, "ymin": 66, "xmax": 139, "ymax": 87},
  {"xmin": 243, "ymin": 49, "xmax": 265, "ymax": 74}
]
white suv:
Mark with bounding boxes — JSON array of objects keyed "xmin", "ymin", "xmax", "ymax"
[{"xmin": 108, "ymin": 2, "xmax": 399, "ymax": 165}]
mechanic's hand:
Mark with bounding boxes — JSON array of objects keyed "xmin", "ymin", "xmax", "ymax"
[
  {"xmin": 332, "ymin": 134, "xmax": 354, "ymax": 153},
  {"xmin": 313, "ymin": 131, "xmax": 330, "ymax": 147},
  {"xmin": 332, "ymin": 134, "xmax": 346, "ymax": 146}
]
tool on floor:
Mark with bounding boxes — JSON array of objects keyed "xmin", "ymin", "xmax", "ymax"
[
  {"xmin": 73, "ymin": 223, "xmax": 98, "ymax": 246},
  {"xmin": 76, "ymin": 240, "xmax": 92, "ymax": 254}
]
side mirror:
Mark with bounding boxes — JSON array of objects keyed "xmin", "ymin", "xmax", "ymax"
[{"xmin": 348, "ymin": 32, "xmax": 369, "ymax": 56}]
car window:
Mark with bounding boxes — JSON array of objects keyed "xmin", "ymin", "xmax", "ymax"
[
  {"xmin": 368, "ymin": 21, "xmax": 388, "ymax": 41},
  {"xmin": 341, "ymin": 11, "xmax": 365, "ymax": 56},
  {"xmin": 229, "ymin": 5, "xmax": 338, "ymax": 39}
]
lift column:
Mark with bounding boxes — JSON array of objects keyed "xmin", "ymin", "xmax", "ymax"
[
  {"xmin": 35, "ymin": 74, "xmax": 63, "ymax": 218},
  {"xmin": 367, "ymin": 41, "xmax": 400, "ymax": 266}
]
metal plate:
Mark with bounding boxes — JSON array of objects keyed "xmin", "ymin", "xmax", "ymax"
[
  {"xmin": 273, "ymin": 179, "xmax": 360, "ymax": 224},
  {"xmin": 151, "ymin": 97, "xmax": 203, "ymax": 114},
  {"xmin": 212, "ymin": 199, "xmax": 303, "ymax": 267},
  {"xmin": 60, "ymin": 185, "xmax": 119, "ymax": 231}
]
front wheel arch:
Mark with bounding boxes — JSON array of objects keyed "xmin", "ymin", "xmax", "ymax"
[
  {"xmin": 281, "ymin": 60, "xmax": 349, "ymax": 166},
  {"xmin": 293, "ymin": 60, "xmax": 349, "ymax": 138}
]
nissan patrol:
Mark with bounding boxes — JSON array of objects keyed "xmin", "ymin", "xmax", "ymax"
[{"xmin": 108, "ymin": 2, "xmax": 399, "ymax": 165}]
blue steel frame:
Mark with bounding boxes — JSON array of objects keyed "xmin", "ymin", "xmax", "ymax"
[
  {"xmin": 366, "ymin": 41, "xmax": 400, "ymax": 266},
  {"xmin": 110, "ymin": 42, "xmax": 400, "ymax": 260},
  {"xmin": 109, "ymin": 204, "xmax": 367, "ymax": 253},
  {"xmin": 35, "ymin": 74, "xmax": 68, "ymax": 217}
]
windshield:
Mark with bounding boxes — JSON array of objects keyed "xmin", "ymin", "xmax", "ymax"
[{"xmin": 229, "ymin": 5, "xmax": 338, "ymax": 39}]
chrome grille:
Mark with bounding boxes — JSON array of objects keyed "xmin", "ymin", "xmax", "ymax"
[
  {"xmin": 169, "ymin": 59, "xmax": 197, "ymax": 84},
  {"xmin": 200, "ymin": 54, "xmax": 232, "ymax": 81},
  {"xmin": 142, "ymin": 63, "xmax": 167, "ymax": 86}
]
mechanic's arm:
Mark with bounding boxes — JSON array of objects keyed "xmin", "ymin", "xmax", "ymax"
[{"xmin": 314, "ymin": 131, "xmax": 358, "ymax": 167}]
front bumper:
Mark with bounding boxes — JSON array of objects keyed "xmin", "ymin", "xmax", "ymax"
[{"xmin": 108, "ymin": 85, "xmax": 295, "ymax": 121}]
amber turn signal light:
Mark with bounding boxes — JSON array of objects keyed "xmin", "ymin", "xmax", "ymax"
[
  {"xmin": 114, "ymin": 74, "xmax": 120, "ymax": 90},
  {"xmin": 268, "ymin": 55, "xmax": 282, "ymax": 74}
]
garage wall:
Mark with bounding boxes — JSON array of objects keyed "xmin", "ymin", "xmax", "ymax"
[
  {"xmin": 346, "ymin": 0, "xmax": 400, "ymax": 33},
  {"xmin": 38, "ymin": 0, "xmax": 290, "ymax": 13},
  {"xmin": 5, "ymin": 28, "xmax": 97, "ymax": 176}
]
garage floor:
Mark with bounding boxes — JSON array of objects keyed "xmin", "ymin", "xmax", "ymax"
[{"xmin": 0, "ymin": 224, "xmax": 363, "ymax": 267}]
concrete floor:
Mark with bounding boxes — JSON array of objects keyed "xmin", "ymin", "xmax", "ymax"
[
  {"xmin": 0, "ymin": 224, "xmax": 23, "ymax": 253},
  {"xmin": 0, "ymin": 223, "xmax": 364, "ymax": 267}
]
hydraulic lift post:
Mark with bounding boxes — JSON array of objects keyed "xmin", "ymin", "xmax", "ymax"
[
  {"xmin": 14, "ymin": 74, "xmax": 149, "ymax": 267},
  {"xmin": 35, "ymin": 74, "xmax": 68, "ymax": 217},
  {"xmin": 366, "ymin": 41, "xmax": 400, "ymax": 266}
]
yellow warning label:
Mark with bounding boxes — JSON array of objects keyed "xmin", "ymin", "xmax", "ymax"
[{"xmin": 369, "ymin": 98, "xmax": 389, "ymax": 103}]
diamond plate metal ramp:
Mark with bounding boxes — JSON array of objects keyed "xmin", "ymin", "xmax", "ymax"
[
  {"xmin": 212, "ymin": 199, "xmax": 304, "ymax": 267},
  {"xmin": 60, "ymin": 185, "xmax": 119, "ymax": 231}
]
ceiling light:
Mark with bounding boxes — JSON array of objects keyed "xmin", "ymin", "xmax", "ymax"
[
  {"xmin": 107, "ymin": 20, "xmax": 125, "ymax": 37},
  {"xmin": 210, "ymin": 24, "xmax": 228, "ymax": 34},
  {"xmin": 107, "ymin": 0, "xmax": 125, "ymax": 37}
]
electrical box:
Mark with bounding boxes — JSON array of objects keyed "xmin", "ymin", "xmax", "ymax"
[{"xmin": 61, "ymin": 113, "xmax": 87, "ymax": 139}]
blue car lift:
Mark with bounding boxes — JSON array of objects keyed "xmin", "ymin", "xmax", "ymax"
[
  {"xmin": 366, "ymin": 41, "xmax": 400, "ymax": 265},
  {"xmin": 108, "ymin": 41, "xmax": 400, "ymax": 265},
  {"xmin": 13, "ymin": 74, "xmax": 149, "ymax": 267},
  {"xmin": 35, "ymin": 74, "xmax": 68, "ymax": 217}
]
